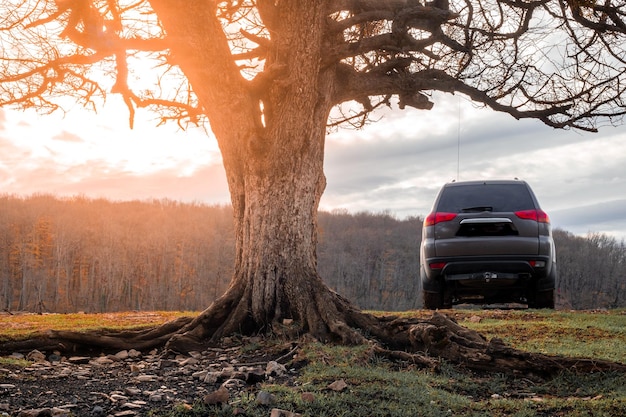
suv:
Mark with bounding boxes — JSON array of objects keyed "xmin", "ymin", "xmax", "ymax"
[{"xmin": 420, "ymin": 180, "xmax": 556, "ymax": 309}]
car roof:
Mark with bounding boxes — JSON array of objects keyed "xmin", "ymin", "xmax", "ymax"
[{"xmin": 443, "ymin": 179, "xmax": 528, "ymax": 187}]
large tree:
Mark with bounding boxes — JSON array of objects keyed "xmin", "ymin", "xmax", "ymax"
[{"xmin": 2, "ymin": 0, "xmax": 626, "ymax": 373}]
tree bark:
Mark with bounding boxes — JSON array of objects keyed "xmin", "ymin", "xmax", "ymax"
[{"xmin": 142, "ymin": 1, "xmax": 373, "ymax": 349}]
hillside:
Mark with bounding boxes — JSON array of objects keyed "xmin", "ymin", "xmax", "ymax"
[{"xmin": 1, "ymin": 194, "xmax": 624, "ymax": 313}]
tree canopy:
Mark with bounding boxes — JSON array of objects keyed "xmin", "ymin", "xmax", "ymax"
[
  {"xmin": 2, "ymin": 0, "xmax": 626, "ymax": 374},
  {"xmin": 2, "ymin": 0, "xmax": 625, "ymax": 131}
]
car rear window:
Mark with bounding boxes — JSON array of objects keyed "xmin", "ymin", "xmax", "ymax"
[{"xmin": 436, "ymin": 183, "xmax": 536, "ymax": 213}]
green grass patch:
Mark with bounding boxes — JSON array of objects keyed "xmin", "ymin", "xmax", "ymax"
[
  {"xmin": 383, "ymin": 309, "xmax": 626, "ymax": 364},
  {"xmin": 157, "ymin": 342, "xmax": 626, "ymax": 417},
  {"xmin": 3, "ymin": 309, "xmax": 626, "ymax": 416}
]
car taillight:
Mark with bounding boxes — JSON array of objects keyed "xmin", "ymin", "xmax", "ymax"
[
  {"xmin": 515, "ymin": 209, "xmax": 550, "ymax": 223},
  {"xmin": 429, "ymin": 262, "xmax": 447, "ymax": 270},
  {"xmin": 424, "ymin": 212, "xmax": 457, "ymax": 226}
]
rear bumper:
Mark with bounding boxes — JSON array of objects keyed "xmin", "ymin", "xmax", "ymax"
[{"xmin": 421, "ymin": 255, "xmax": 555, "ymax": 293}]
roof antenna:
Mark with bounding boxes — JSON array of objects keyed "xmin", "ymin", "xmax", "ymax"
[{"xmin": 456, "ymin": 96, "xmax": 461, "ymax": 181}]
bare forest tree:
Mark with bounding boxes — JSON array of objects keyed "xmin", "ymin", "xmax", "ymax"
[
  {"xmin": 1, "ymin": 195, "xmax": 625, "ymax": 314},
  {"xmin": 2, "ymin": 1, "xmax": 626, "ymax": 374}
]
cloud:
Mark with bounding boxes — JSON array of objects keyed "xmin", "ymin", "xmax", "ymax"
[
  {"xmin": 321, "ymin": 96, "xmax": 626, "ymax": 239},
  {"xmin": 551, "ymin": 199, "xmax": 626, "ymax": 240},
  {"xmin": 3, "ymin": 94, "xmax": 626, "ymax": 240},
  {"xmin": 52, "ymin": 130, "xmax": 84, "ymax": 143}
]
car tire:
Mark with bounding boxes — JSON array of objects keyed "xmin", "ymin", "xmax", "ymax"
[
  {"xmin": 423, "ymin": 290, "xmax": 443, "ymax": 310},
  {"xmin": 532, "ymin": 289, "xmax": 555, "ymax": 309}
]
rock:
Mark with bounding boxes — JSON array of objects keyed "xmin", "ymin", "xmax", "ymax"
[
  {"xmin": 188, "ymin": 351, "xmax": 203, "ymax": 359},
  {"xmin": 179, "ymin": 357, "xmax": 199, "ymax": 366},
  {"xmin": 110, "ymin": 393, "xmax": 129, "ymax": 402},
  {"xmin": 26, "ymin": 350, "xmax": 46, "ymax": 363},
  {"xmin": 204, "ymin": 372, "xmax": 221, "ymax": 384},
  {"xmin": 17, "ymin": 408, "xmax": 71, "ymax": 416},
  {"xmin": 112, "ymin": 411, "xmax": 137, "ymax": 417},
  {"xmin": 120, "ymin": 402, "xmax": 142, "ymax": 410},
  {"xmin": 128, "ymin": 364, "xmax": 141, "ymax": 374},
  {"xmin": 47, "ymin": 354, "xmax": 61, "ymax": 363},
  {"xmin": 301, "ymin": 392, "xmax": 315, "ymax": 402},
  {"xmin": 134, "ymin": 374, "xmax": 158, "ymax": 383},
  {"xmin": 255, "ymin": 390, "xmax": 275, "ymax": 405},
  {"xmin": 90, "ymin": 405, "xmax": 105, "ymax": 416},
  {"xmin": 203, "ymin": 386, "xmax": 230, "ymax": 405},
  {"xmin": 68, "ymin": 356, "xmax": 90, "ymax": 365},
  {"xmin": 148, "ymin": 393, "xmax": 163, "ymax": 402},
  {"xmin": 124, "ymin": 387, "xmax": 142, "ymax": 396},
  {"xmin": 115, "ymin": 350, "xmax": 129, "ymax": 360},
  {"xmin": 270, "ymin": 409, "xmax": 302, "ymax": 417},
  {"xmin": 127, "ymin": 349, "xmax": 142, "ymax": 358},
  {"xmin": 266, "ymin": 361, "xmax": 287, "ymax": 377},
  {"xmin": 245, "ymin": 368, "xmax": 266, "ymax": 384},
  {"xmin": 91, "ymin": 357, "xmax": 114, "ymax": 366},
  {"xmin": 159, "ymin": 359, "xmax": 178, "ymax": 369},
  {"xmin": 221, "ymin": 378, "xmax": 246, "ymax": 390},
  {"xmin": 328, "ymin": 379, "xmax": 348, "ymax": 392}
]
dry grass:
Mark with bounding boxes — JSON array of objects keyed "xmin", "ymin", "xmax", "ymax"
[{"xmin": 0, "ymin": 310, "xmax": 193, "ymax": 341}]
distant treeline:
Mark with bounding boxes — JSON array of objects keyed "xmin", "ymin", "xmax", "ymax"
[{"xmin": 1, "ymin": 194, "xmax": 624, "ymax": 313}]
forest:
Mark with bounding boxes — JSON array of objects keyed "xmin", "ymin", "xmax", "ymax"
[{"xmin": 0, "ymin": 194, "xmax": 624, "ymax": 313}]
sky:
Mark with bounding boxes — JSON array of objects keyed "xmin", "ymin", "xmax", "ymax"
[{"xmin": 1, "ymin": 92, "xmax": 626, "ymax": 241}]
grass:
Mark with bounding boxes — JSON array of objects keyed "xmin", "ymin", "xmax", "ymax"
[
  {"xmin": 387, "ymin": 308, "xmax": 626, "ymax": 363},
  {"xmin": 2, "ymin": 308, "xmax": 626, "ymax": 416},
  {"xmin": 161, "ymin": 340, "xmax": 626, "ymax": 417},
  {"xmin": 0, "ymin": 310, "xmax": 191, "ymax": 342}
]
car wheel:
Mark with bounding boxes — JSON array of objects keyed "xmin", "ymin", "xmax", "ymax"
[
  {"xmin": 533, "ymin": 289, "xmax": 555, "ymax": 309},
  {"xmin": 423, "ymin": 290, "xmax": 443, "ymax": 310}
]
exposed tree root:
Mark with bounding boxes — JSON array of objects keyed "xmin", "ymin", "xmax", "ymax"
[{"xmin": 1, "ymin": 288, "xmax": 625, "ymax": 378}]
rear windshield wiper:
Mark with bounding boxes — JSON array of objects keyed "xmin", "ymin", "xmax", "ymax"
[{"xmin": 461, "ymin": 206, "xmax": 493, "ymax": 212}]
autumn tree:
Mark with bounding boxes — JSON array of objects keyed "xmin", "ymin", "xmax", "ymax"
[{"xmin": 2, "ymin": 0, "xmax": 626, "ymax": 373}]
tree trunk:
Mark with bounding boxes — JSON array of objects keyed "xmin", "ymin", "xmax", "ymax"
[{"xmin": 142, "ymin": 2, "xmax": 372, "ymax": 350}]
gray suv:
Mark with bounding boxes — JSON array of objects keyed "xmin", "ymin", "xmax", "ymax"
[{"xmin": 420, "ymin": 180, "xmax": 556, "ymax": 309}]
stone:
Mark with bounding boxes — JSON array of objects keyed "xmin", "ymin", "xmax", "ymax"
[
  {"xmin": 112, "ymin": 411, "xmax": 137, "ymax": 417},
  {"xmin": 91, "ymin": 357, "xmax": 114, "ymax": 366},
  {"xmin": 203, "ymin": 372, "xmax": 221, "ymax": 384},
  {"xmin": 90, "ymin": 405, "xmax": 105, "ymax": 416},
  {"xmin": 134, "ymin": 375, "xmax": 158, "ymax": 383},
  {"xmin": 301, "ymin": 392, "xmax": 315, "ymax": 402},
  {"xmin": 328, "ymin": 379, "xmax": 348, "ymax": 392},
  {"xmin": 266, "ymin": 361, "xmax": 287, "ymax": 377},
  {"xmin": 127, "ymin": 349, "xmax": 142, "ymax": 358},
  {"xmin": 68, "ymin": 357, "xmax": 90, "ymax": 365},
  {"xmin": 47, "ymin": 354, "xmax": 61, "ymax": 363},
  {"xmin": 270, "ymin": 409, "xmax": 302, "ymax": 417},
  {"xmin": 255, "ymin": 390, "xmax": 275, "ymax": 405},
  {"xmin": 221, "ymin": 378, "xmax": 246, "ymax": 390},
  {"xmin": 124, "ymin": 387, "xmax": 142, "ymax": 396},
  {"xmin": 179, "ymin": 357, "xmax": 199, "ymax": 366},
  {"xmin": 203, "ymin": 386, "xmax": 229, "ymax": 405},
  {"xmin": 110, "ymin": 393, "xmax": 129, "ymax": 402},
  {"xmin": 115, "ymin": 350, "xmax": 129, "ymax": 360},
  {"xmin": 26, "ymin": 350, "xmax": 46, "ymax": 363},
  {"xmin": 245, "ymin": 368, "xmax": 266, "ymax": 384}
]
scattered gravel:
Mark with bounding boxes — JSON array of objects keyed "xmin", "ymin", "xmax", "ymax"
[{"xmin": 0, "ymin": 337, "xmax": 302, "ymax": 417}]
